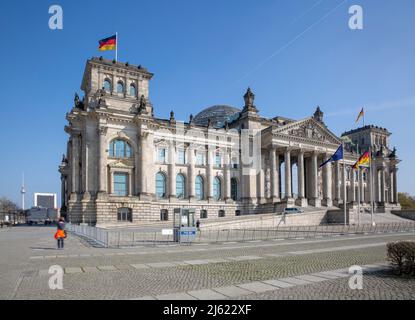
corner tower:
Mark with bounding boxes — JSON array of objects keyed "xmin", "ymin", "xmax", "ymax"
[{"xmin": 80, "ymin": 57, "xmax": 154, "ymax": 114}]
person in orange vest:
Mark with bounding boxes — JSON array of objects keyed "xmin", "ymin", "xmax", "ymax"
[{"xmin": 54, "ymin": 217, "xmax": 66, "ymax": 249}]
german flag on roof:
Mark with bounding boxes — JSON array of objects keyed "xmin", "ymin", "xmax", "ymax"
[{"xmin": 99, "ymin": 35, "xmax": 117, "ymax": 51}]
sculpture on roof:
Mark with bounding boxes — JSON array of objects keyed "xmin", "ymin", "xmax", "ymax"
[{"xmin": 242, "ymin": 87, "xmax": 258, "ymax": 113}]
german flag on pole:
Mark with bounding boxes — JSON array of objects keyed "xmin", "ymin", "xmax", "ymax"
[
  {"xmin": 355, "ymin": 107, "xmax": 365, "ymax": 124},
  {"xmin": 353, "ymin": 151, "xmax": 370, "ymax": 169},
  {"xmin": 99, "ymin": 35, "xmax": 117, "ymax": 51}
]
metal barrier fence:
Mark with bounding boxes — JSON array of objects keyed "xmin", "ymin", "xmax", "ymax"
[
  {"xmin": 67, "ymin": 221, "xmax": 415, "ymax": 248},
  {"xmin": 66, "ymin": 223, "xmax": 109, "ymax": 247}
]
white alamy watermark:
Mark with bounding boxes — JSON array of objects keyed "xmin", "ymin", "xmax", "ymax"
[
  {"xmin": 48, "ymin": 265, "xmax": 64, "ymax": 290},
  {"xmin": 348, "ymin": 265, "xmax": 363, "ymax": 290},
  {"xmin": 152, "ymin": 122, "xmax": 263, "ymax": 176},
  {"xmin": 49, "ymin": 5, "xmax": 63, "ymax": 30},
  {"xmin": 348, "ymin": 5, "xmax": 363, "ymax": 30}
]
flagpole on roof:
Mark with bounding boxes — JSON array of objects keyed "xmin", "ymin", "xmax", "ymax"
[
  {"xmin": 115, "ymin": 32, "xmax": 118, "ymax": 62},
  {"xmin": 363, "ymin": 107, "xmax": 365, "ymax": 127}
]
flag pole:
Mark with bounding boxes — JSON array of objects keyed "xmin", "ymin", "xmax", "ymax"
[
  {"xmin": 363, "ymin": 108, "xmax": 365, "ymax": 127},
  {"xmin": 115, "ymin": 32, "xmax": 118, "ymax": 62},
  {"xmin": 356, "ymin": 143, "xmax": 361, "ymax": 226},
  {"xmin": 342, "ymin": 142, "xmax": 347, "ymax": 226},
  {"xmin": 369, "ymin": 146, "xmax": 375, "ymax": 226}
]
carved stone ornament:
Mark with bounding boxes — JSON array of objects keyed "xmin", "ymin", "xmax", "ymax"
[
  {"xmin": 288, "ymin": 122, "xmax": 325, "ymax": 141},
  {"xmin": 94, "ymin": 88, "xmax": 107, "ymax": 108},
  {"xmin": 98, "ymin": 126, "xmax": 108, "ymax": 136},
  {"xmin": 74, "ymin": 93, "xmax": 85, "ymax": 110},
  {"xmin": 138, "ymin": 95, "xmax": 148, "ymax": 114}
]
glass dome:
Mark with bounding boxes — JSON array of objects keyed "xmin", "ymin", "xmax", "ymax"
[{"xmin": 193, "ymin": 105, "xmax": 241, "ymax": 128}]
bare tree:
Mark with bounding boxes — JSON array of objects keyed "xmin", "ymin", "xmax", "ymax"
[{"xmin": 0, "ymin": 197, "xmax": 19, "ymax": 214}]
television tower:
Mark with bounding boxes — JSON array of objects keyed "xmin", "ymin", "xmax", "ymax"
[{"xmin": 20, "ymin": 173, "xmax": 26, "ymax": 210}]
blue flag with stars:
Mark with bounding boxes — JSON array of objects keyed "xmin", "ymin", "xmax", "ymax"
[{"xmin": 319, "ymin": 144, "xmax": 343, "ymax": 168}]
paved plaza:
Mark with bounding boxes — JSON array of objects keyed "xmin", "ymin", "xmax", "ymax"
[{"xmin": 0, "ymin": 226, "xmax": 414, "ymax": 300}]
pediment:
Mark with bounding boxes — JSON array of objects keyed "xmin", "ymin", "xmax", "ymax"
[
  {"xmin": 108, "ymin": 159, "xmax": 134, "ymax": 168},
  {"xmin": 273, "ymin": 117, "xmax": 342, "ymax": 145}
]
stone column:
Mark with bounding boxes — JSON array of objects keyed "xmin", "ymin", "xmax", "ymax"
[
  {"xmin": 139, "ymin": 132, "xmax": 154, "ymax": 199},
  {"xmin": 207, "ymin": 147, "xmax": 214, "ymax": 201},
  {"xmin": 296, "ymin": 151, "xmax": 307, "ymax": 207},
  {"xmin": 309, "ymin": 152, "xmax": 321, "ymax": 207},
  {"xmin": 134, "ymin": 148, "xmax": 140, "ymax": 196},
  {"xmin": 380, "ymin": 167, "xmax": 386, "ymax": 204},
  {"xmin": 284, "ymin": 149, "xmax": 292, "ymax": 200},
  {"xmin": 334, "ymin": 161, "xmax": 341, "ymax": 205},
  {"xmin": 82, "ymin": 136, "xmax": 92, "ymax": 201},
  {"xmin": 168, "ymin": 142, "xmax": 176, "ymax": 200},
  {"xmin": 188, "ymin": 145, "xmax": 195, "ymax": 201},
  {"xmin": 71, "ymin": 133, "xmax": 81, "ymax": 198},
  {"xmin": 350, "ymin": 167, "xmax": 356, "ymax": 203},
  {"xmin": 270, "ymin": 147, "xmax": 280, "ymax": 202},
  {"xmin": 322, "ymin": 154, "xmax": 333, "ymax": 207},
  {"xmin": 367, "ymin": 166, "xmax": 376, "ymax": 203},
  {"xmin": 359, "ymin": 168, "xmax": 364, "ymax": 204},
  {"xmin": 61, "ymin": 175, "xmax": 66, "ymax": 209},
  {"xmin": 97, "ymin": 127, "xmax": 107, "ymax": 198},
  {"xmin": 224, "ymin": 149, "xmax": 231, "ymax": 201},
  {"xmin": 393, "ymin": 167, "xmax": 398, "ymax": 204}
]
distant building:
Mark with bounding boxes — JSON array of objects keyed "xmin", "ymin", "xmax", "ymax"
[{"xmin": 34, "ymin": 193, "xmax": 57, "ymax": 209}]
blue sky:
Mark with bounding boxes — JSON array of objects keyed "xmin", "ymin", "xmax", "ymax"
[{"xmin": 0, "ymin": 0, "xmax": 414, "ymax": 207}]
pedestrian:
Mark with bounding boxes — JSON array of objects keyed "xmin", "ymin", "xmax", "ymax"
[
  {"xmin": 54, "ymin": 217, "xmax": 66, "ymax": 250},
  {"xmin": 196, "ymin": 219, "xmax": 200, "ymax": 231}
]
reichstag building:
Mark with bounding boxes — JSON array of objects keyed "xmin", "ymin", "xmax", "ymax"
[{"xmin": 59, "ymin": 57, "xmax": 401, "ymax": 225}]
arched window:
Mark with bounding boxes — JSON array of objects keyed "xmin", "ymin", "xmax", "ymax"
[
  {"xmin": 117, "ymin": 81, "xmax": 124, "ymax": 94},
  {"xmin": 103, "ymin": 79, "xmax": 112, "ymax": 92},
  {"xmin": 176, "ymin": 174, "xmax": 186, "ymax": 199},
  {"xmin": 195, "ymin": 175, "xmax": 204, "ymax": 200},
  {"xmin": 156, "ymin": 172, "xmax": 167, "ymax": 199},
  {"xmin": 129, "ymin": 84, "xmax": 136, "ymax": 97},
  {"xmin": 109, "ymin": 139, "xmax": 132, "ymax": 158},
  {"xmin": 213, "ymin": 177, "xmax": 222, "ymax": 200},
  {"xmin": 231, "ymin": 178, "xmax": 238, "ymax": 201}
]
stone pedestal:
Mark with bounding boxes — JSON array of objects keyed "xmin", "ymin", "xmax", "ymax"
[
  {"xmin": 284, "ymin": 197, "xmax": 295, "ymax": 208},
  {"xmin": 296, "ymin": 197, "xmax": 308, "ymax": 207},
  {"xmin": 309, "ymin": 197, "xmax": 321, "ymax": 207},
  {"xmin": 322, "ymin": 198, "xmax": 333, "ymax": 207},
  {"xmin": 96, "ymin": 191, "xmax": 108, "ymax": 201}
]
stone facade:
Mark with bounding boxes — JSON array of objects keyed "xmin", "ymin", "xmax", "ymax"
[{"xmin": 59, "ymin": 57, "xmax": 401, "ymax": 226}]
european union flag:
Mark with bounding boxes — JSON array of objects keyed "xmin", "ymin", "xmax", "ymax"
[{"xmin": 319, "ymin": 144, "xmax": 343, "ymax": 168}]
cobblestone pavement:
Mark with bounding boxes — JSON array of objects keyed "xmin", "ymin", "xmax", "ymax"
[{"xmin": 1, "ymin": 226, "xmax": 414, "ymax": 300}]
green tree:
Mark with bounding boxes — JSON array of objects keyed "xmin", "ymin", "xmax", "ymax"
[{"xmin": 398, "ymin": 193, "xmax": 415, "ymax": 209}]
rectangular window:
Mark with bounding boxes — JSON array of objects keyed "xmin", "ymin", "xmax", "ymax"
[
  {"xmin": 200, "ymin": 210, "xmax": 208, "ymax": 219},
  {"xmin": 177, "ymin": 150, "xmax": 186, "ymax": 164},
  {"xmin": 196, "ymin": 153, "xmax": 205, "ymax": 166},
  {"xmin": 231, "ymin": 157, "xmax": 239, "ymax": 169},
  {"xmin": 158, "ymin": 148, "xmax": 166, "ymax": 163},
  {"xmin": 114, "ymin": 173, "xmax": 128, "ymax": 196}
]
